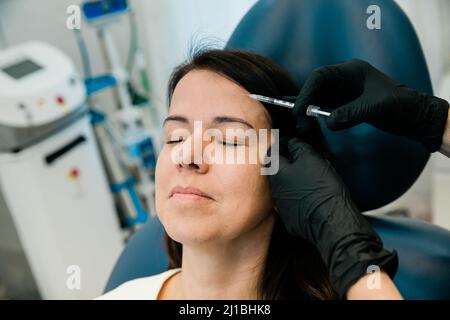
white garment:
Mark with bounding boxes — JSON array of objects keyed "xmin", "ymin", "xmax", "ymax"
[{"xmin": 96, "ymin": 268, "xmax": 181, "ymax": 300}]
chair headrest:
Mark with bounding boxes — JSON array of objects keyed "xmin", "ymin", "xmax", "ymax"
[{"xmin": 227, "ymin": 0, "xmax": 432, "ymax": 211}]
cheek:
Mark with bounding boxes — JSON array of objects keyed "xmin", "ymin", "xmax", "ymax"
[
  {"xmin": 218, "ymin": 143, "xmax": 272, "ymax": 211},
  {"xmin": 155, "ymin": 147, "xmax": 173, "ymax": 211},
  {"xmin": 155, "ymin": 147, "xmax": 170, "ymax": 185},
  {"xmin": 216, "ymin": 162, "xmax": 272, "ymax": 228}
]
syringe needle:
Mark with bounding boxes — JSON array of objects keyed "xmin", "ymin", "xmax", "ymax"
[{"xmin": 249, "ymin": 94, "xmax": 330, "ymax": 117}]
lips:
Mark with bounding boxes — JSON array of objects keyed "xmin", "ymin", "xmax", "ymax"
[{"xmin": 169, "ymin": 185, "xmax": 213, "ymax": 200}]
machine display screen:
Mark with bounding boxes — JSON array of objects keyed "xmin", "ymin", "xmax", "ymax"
[{"xmin": 1, "ymin": 59, "xmax": 43, "ymax": 80}]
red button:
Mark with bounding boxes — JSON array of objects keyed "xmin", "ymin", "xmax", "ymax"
[
  {"xmin": 70, "ymin": 168, "xmax": 79, "ymax": 178},
  {"xmin": 56, "ymin": 96, "xmax": 65, "ymax": 105}
]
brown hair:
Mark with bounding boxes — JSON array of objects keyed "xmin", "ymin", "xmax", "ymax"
[{"xmin": 164, "ymin": 47, "xmax": 338, "ymax": 300}]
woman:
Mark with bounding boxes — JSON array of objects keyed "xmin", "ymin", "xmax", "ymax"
[{"xmin": 99, "ymin": 48, "xmax": 401, "ymax": 300}]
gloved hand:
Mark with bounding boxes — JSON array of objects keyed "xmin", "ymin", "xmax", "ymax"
[
  {"xmin": 268, "ymin": 137, "xmax": 398, "ymax": 298},
  {"xmin": 293, "ymin": 59, "xmax": 449, "ymax": 152}
]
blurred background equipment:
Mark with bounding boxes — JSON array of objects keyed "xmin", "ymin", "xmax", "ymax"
[
  {"xmin": 79, "ymin": 0, "xmax": 160, "ymax": 227},
  {"xmin": 0, "ymin": 41, "xmax": 124, "ymax": 299}
]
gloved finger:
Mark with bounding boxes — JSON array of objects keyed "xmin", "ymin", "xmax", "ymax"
[
  {"xmin": 293, "ymin": 65, "xmax": 352, "ymax": 134},
  {"xmin": 293, "ymin": 67, "xmax": 338, "ymax": 117},
  {"xmin": 268, "ymin": 154, "xmax": 294, "ymax": 194},
  {"xmin": 293, "ymin": 71, "xmax": 330, "ymax": 134},
  {"xmin": 277, "ymin": 154, "xmax": 292, "ymax": 171},
  {"xmin": 278, "ymin": 135, "xmax": 291, "ymax": 159},
  {"xmin": 287, "ymin": 137, "xmax": 316, "ymax": 161},
  {"xmin": 326, "ymin": 97, "xmax": 369, "ymax": 131},
  {"xmin": 295, "ymin": 59, "xmax": 368, "ymax": 117}
]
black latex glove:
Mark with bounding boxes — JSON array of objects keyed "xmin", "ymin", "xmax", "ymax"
[
  {"xmin": 269, "ymin": 137, "xmax": 398, "ymax": 298},
  {"xmin": 293, "ymin": 59, "xmax": 449, "ymax": 152}
]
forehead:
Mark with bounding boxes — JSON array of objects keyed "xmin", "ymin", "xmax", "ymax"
[{"xmin": 169, "ymin": 70, "xmax": 271, "ymax": 129}]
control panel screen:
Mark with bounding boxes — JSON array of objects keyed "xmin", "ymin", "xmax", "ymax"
[{"xmin": 1, "ymin": 59, "xmax": 43, "ymax": 80}]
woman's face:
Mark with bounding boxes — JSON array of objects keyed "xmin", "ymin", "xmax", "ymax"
[{"xmin": 155, "ymin": 69, "xmax": 275, "ymax": 245}]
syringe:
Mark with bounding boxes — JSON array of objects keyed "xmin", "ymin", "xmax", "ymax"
[{"xmin": 249, "ymin": 94, "xmax": 331, "ymax": 117}]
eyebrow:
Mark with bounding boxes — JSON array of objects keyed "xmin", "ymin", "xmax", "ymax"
[{"xmin": 163, "ymin": 115, "xmax": 255, "ymax": 129}]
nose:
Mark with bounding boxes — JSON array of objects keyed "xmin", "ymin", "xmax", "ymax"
[{"xmin": 175, "ymin": 133, "xmax": 210, "ymax": 173}]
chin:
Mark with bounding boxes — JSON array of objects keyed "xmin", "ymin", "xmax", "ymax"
[{"xmin": 160, "ymin": 210, "xmax": 223, "ymax": 244}]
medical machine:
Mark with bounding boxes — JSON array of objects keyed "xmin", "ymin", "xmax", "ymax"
[
  {"xmin": 0, "ymin": 42, "xmax": 124, "ymax": 299},
  {"xmin": 79, "ymin": 0, "xmax": 161, "ymax": 225}
]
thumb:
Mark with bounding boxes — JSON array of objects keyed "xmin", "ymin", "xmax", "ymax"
[{"xmin": 326, "ymin": 98, "xmax": 368, "ymax": 131}]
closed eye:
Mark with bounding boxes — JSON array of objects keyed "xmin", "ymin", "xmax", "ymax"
[
  {"xmin": 219, "ymin": 140, "xmax": 244, "ymax": 146},
  {"xmin": 166, "ymin": 138, "xmax": 244, "ymax": 146},
  {"xmin": 166, "ymin": 138, "xmax": 184, "ymax": 144}
]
